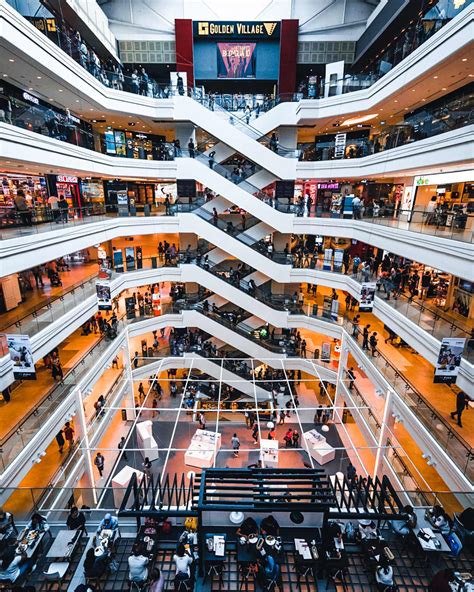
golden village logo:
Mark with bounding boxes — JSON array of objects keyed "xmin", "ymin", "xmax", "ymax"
[{"xmin": 198, "ymin": 21, "xmax": 278, "ymax": 36}]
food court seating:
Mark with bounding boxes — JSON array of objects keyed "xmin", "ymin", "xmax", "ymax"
[{"xmin": 42, "ymin": 561, "xmax": 69, "ymax": 589}]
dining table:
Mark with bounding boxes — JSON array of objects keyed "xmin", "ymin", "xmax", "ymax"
[{"xmin": 46, "ymin": 529, "xmax": 81, "ymax": 560}]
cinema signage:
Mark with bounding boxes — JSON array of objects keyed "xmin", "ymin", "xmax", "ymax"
[{"xmin": 194, "ymin": 21, "xmax": 280, "ymax": 38}]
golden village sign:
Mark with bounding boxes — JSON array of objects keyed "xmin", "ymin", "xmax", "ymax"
[{"xmin": 194, "ymin": 21, "xmax": 280, "ymax": 38}]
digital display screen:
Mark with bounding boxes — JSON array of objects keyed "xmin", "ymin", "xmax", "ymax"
[{"xmin": 217, "ymin": 43, "xmax": 256, "ymax": 78}]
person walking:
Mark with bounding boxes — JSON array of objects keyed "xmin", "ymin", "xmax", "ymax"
[
  {"xmin": 198, "ymin": 412, "xmax": 206, "ymax": 430},
  {"xmin": 51, "ymin": 354, "xmax": 63, "ymax": 381},
  {"xmin": 450, "ymin": 391, "xmax": 470, "ymax": 428},
  {"xmin": 208, "ymin": 150, "xmax": 216, "ymax": 169},
  {"xmin": 14, "ymin": 189, "xmax": 32, "ymax": 226},
  {"xmin": 292, "ymin": 429, "xmax": 300, "ymax": 448},
  {"xmin": 347, "ymin": 367, "xmax": 356, "ymax": 390},
  {"xmin": 369, "ymin": 332, "xmax": 378, "ymax": 356},
  {"xmin": 48, "ymin": 193, "xmax": 60, "ymax": 222},
  {"xmin": 252, "ymin": 423, "xmax": 259, "ymax": 443},
  {"xmin": 58, "ymin": 194, "xmax": 69, "ymax": 223},
  {"xmin": 142, "ymin": 457, "xmax": 152, "ymax": 479},
  {"xmin": 231, "ymin": 433, "xmax": 240, "ymax": 457},
  {"xmin": 362, "ymin": 324, "xmax": 371, "ymax": 350},
  {"xmin": 55, "ymin": 429, "xmax": 65, "ymax": 454},
  {"xmin": 94, "ymin": 452, "xmax": 105, "ymax": 477},
  {"xmin": 187, "ymin": 138, "xmax": 195, "ymax": 158},
  {"xmin": 118, "ymin": 436, "xmax": 128, "ymax": 460},
  {"xmin": 64, "ymin": 421, "xmax": 75, "ymax": 449}
]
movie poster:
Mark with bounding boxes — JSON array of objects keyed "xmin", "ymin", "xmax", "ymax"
[
  {"xmin": 217, "ymin": 42, "xmax": 256, "ymax": 78},
  {"xmin": 96, "ymin": 281, "xmax": 112, "ymax": 310},
  {"xmin": 113, "ymin": 249, "xmax": 124, "ymax": 273},
  {"xmin": 359, "ymin": 282, "xmax": 377, "ymax": 311},
  {"xmin": 6, "ymin": 334, "xmax": 36, "ymax": 379},
  {"xmin": 434, "ymin": 338, "xmax": 466, "ymax": 384}
]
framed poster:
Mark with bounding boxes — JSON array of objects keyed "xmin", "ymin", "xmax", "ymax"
[
  {"xmin": 359, "ymin": 282, "xmax": 376, "ymax": 311},
  {"xmin": 96, "ymin": 281, "xmax": 112, "ymax": 310},
  {"xmin": 6, "ymin": 334, "xmax": 35, "ymax": 379},
  {"xmin": 434, "ymin": 338, "xmax": 465, "ymax": 384}
]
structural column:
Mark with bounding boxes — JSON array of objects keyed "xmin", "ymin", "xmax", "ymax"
[
  {"xmin": 332, "ymin": 334, "xmax": 348, "ymax": 424},
  {"xmin": 373, "ymin": 389, "xmax": 395, "ymax": 479}
]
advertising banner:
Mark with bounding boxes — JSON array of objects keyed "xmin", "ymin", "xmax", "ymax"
[
  {"xmin": 333, "ymin": 249, "xmax": 344, "ymax": 272},
  {"xmin": 152, "ymin": 289, "xmax": 162, "ymax": 317},
  {"xmin": 434, "ymin": 337, "xmax": 466, "ymax": 384},
  {"xmin": 321, "ymin": 342, "xmax": 331, "ymax": 362},
  {"xmin": 359, "ymin": 282, "xmax": 377, "ymax": 311},
  {"xmin": 113, "ymin": 249, "xmax": 124, "ymax": 273},
  {"xmin": 217, "ymin": 42, "xmax": 256, "ymax": 78},
  {"xmin": 6, "ymin": 334, "xmax": 35, "ymax": 379},
  {"xmin": 322, "ymin": 296, "xmax": 332, "ymax": 320},
  {"xmin": 117, "ymin": 190, "xmax": 129, "ymax": 216},
  {"xmin": 96, "ymin": 281, "xmax": 112, "ymax": 310},
  {"xmin": 125, "ymin": 247, "xmax": 135, "ymax": 271},
  {"xmin": 136, "ymin": 246, "xmax": 143, "ymax": 269},
  {"xmin": 331, "ymin": 299, "xmax": 340, "ymax": 321},
  {"xmin": 125, "ymin": 297, "xmax": 136, "ymax": 319},
  {"xmin": 323, "ymin": 248, "xmax": 333, "ymax": 271},
  {"xmin": 334, "ymin": 133, "xmax": 347, "ymax": 158}
]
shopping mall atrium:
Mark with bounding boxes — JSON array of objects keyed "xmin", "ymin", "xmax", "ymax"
[{"xmin": 0, "ymin": 0, "xmax": 473, "ymax": 590}]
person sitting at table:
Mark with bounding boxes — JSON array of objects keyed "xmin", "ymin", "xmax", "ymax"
[
  {"xmin": 0, "ymin": 509, "xmax": 15, "ymax": 541},
  {"xmin": 173, "ymin": 543, "xmax": 193, "ymax": 577},
  {"xmin": 26, "ymin": 512, "xmax": 49, "ymax": 533},
  {"xmin": 0, "ymin": 544, "xmax": 33, "ymax": 582},
  {"xmin": 429, "ymin": 568, "xmax": 455, "ymax": 592},
  {"xmin": 391, "ymin": 504, "xmax": 417, "ymax": 537},
  {"xmin": 128, "ymin": 543, "xmax": 149, "ymax": 584},
  {"xmin": 357, "ymin": 519, "xmax": 379, "ymax": 540},
  {"xmin": 84, "ymin": 547, "xmax": 109, "ymax": 579},
  {"xmin": 66, "ymin": 506, "xmax": 86, "ymax": 532},
  {"xmin": 375, "ymin": 557, "xmax": 394, "ymax": 591},
  {"xmin": 236, "ymin": 517, "xmax": 259, "ymax": 538},
  {"xmin": 96, "ymin": 513, "xmax": 118, "ymax": 539},
  {"xmin": 260, "ymin": 515, "xmax": 280, "ymax": 537},
  {"xmin": 323, "ymin": 521, "xmax": 343, "ymax": 552},
  {"xmin": 427, "ymin": 505, "xmax": 451, "ymax": 534}
]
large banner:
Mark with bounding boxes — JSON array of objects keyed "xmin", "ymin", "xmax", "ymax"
[
  {"xmin": 6, "ymin": 334, "xmax": 36, "ymax": 379},
  {"xmin": 96, "ymin": 281, "xmax": 112, "ymax": 310},
  {"xmin": 434, "ymin": 337, "xmax": 466, "ymax": 384},
  {"xmin": 217, "ymin": 42, "xmax": 256, "ymax": 78},
  {"xmin": 359, "ymin": 282, "xmax": 377, "ymax": 311}
]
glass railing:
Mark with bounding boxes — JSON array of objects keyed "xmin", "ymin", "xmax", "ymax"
[{"xmin": 343, "ymin": 320, "xmax": 474, "ymax": 482}]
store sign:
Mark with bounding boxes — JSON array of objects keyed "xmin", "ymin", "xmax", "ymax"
[
  {"xmin": 334, "ymin": 133, "xmax": 347, "ymax": 159},
  {"xmin": 57, "ymin": 175, "xmax": 78, "ymax": 184},
  {"xmin": 317, "ymin": 183, "xmax": 339, "ymax": 190},
  {"xmin": 415, "ymin": 176, "xmax": 430, "ymax": 186},
  {"xmin": 434, "ymin": 337, "xmax": 466, "ymax": 384},
  {"xmin": 194, "ymin": 21, "xmax": 280, "ymax": 38},
  {"xmin": 22, "ymin": 91, "xmax": 39, "ymax": 105}
]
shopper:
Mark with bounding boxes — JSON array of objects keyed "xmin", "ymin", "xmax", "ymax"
[
  {"xmin": 352, "ymin": 195, "xmax": 362, "ymax": 219},
  {"xmin": 48, "ymin": 193, "xmax": 60, "ymax": 222},
  {"xmin": 128, "ymin": 543, "xmax": 149, "ymax": 584},
  {"xmin": 292, "ymin": 429, "xmax": 300, "ymax": 448},
  {"xmin": 362, "ymin": 324, "xmax": 371, "ymax": 350},
  {"xmin": 198, "ymin": 412, "xmax": 206, "ymax": 429},
  {"xmin": 369, "ymin": 332, "xmax": 378, "ymax": 356},
  {"xmin": 118, "ymin": 436, "xmax": 128, "ymax": 460},
  {"xmin": 173, "ymin": 543, "xmax": 193, "ymax": 577},
  {"xmin": 149, "ymin": 567, "xmax": 166, "ymax": 592},
  {"xmin": 58, "ymin": 194, "xmax": 69, "ymax": 223},
  {"xmin": 208, "ymin": 150, "xmax": 216, "ymax": 169},
  {"xmin": 142, "ymin": 457, "xmax": 152, "ymax": 479},
  {"xmin": 450, "ymin": 391, "xmax": 470, "ymax": 428},
  {"xmin": 232, "ymin": 433, "xmax": 240, "ymax": 457},
  {"xmin": 63, "ymin": 421, "xmax": 75, "ymax": 449},
  {"xmin": 66, "ymin": 506, "xmax": 86, "ymax": 532},
  {"xmin": 284, "ymin": 428, "xmax": 293, "ymax": 448},
  {"xmin": 94, "ymin": 452, "xmax": 105, "ymax": 477},
  {"xmin": 55, "ymin": 429, "xmax": 65, "ymax": 453},
  {"xmin": 346, "ymin": 461, "xmax": 357, "ymax": 483},
  {"xmin": 252, "ymin": 423, "xmax": 259, "ymax": 443},
  {"xmin": 13, "ymin": 190, "xmax": 32, "ymax": 226},
  {"xmin": 347, "ymin": 367, "xmax": 356, "ymax": 390},
  {"xmin": 187, "ymin": 138, "xmax": 195, "ymax": 158}
]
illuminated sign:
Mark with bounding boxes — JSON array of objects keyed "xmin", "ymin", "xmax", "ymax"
[
  {"xmin": 22, "ymin": 91, "xmax": 39, "ymax": 105},
  {"xmin": 415, "ymin": 176, "xmax": 430, "ymax": 186},
  {"xmin": 194, "ymin": 21, "xmax": 279, "ymax": 38},
  {"xmin": 57, "ymin": 175, "xmax": 78, "ymax": 183}
]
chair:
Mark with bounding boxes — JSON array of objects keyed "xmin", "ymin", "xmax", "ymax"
[
  {"xmin": 174, "ymin": 577, "xmax": 193, "ymax": 592},
  {"xmin": 128, "ymin": 579, "xmax": 146, "ymax": 591},
  {"xmin": 43, "ymin": 562, "xmax": 69, "ymax": 589},
  {"xmin": 454, "ymin": 513, "xmax": 474, "ymax": 544},
  {"xmin": 203, "ymin": 561, "xmax": 224, "ymax": 585},
  {"xmin": 447, "ymin": 532, "xmax": 463, "ymax": 558}
]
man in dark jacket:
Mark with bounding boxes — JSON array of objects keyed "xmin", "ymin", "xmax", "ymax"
[{"xmin": 450, "ymin": 391, "xmax": 470, "ymax": 428}]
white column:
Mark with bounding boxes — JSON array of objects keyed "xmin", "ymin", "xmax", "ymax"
[
  {"xmin": 373, "ymin": 389, "xmax": 394, "ymax": 479},
  {"xmin": 75, "ymin": 388, "xmax": 98, "ymax": 504},
  {"xmin": 332, "ymin": 334, "xmax": 348, "ymax": 424},
  {"xmin": 123, "ymin": 332, "xmax": 137, "ymax": 420}
]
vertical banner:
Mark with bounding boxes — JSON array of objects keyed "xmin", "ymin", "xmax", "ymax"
[
  {"xmin": 333, "ymin": 249, "xmax": 344, "ymax": 272},
  {"xmin": 152, "ymin": 288, "xmax": 162, "ymax": 317},
  {"xmin": 113, "ymin": 249, "xmax": 124, "ymax": 273},
  {"xmin": 217, "ymin": 42, "xmax": 256, "ymax": 78},
  {"xmin": 125, "ymin": 296, "xmax": 136, "ymax": 319},
  {"xmin": 322, "ymin": 296, "xmax": 333, "ymax": 319},
  {"xmin": 117, "ymin": 190, "xmax": 129, "ymax": 216},
  {"xmin": 136, "ymin": 246, "xmax": 143, "ymax": 269},
  {"xmin": 6, "ymin": 334, "xmax": 36, "ymax": 379},
  {"xmin": 334, "ymin": 133, "xmax": 347, "ymax": 158},
  {"xmin": 359, "ymin": 282, "xmax": 377, "ymax": 311},
  {"xmin": 323, "ymin": 248, "xmax": 333, "ymax": 271},
  {"xmin": 96, "ymin": 281, "xmax": 112, "ymax": 310},
  {"xmin": 321, "ymin": 342, "xmax": 331, "ymax": 362},
  {"xmin": 331, "ymin": 299, "xmax": 340, "ymax": 321},
  {"xmin": 125, "ymin": 247, "xmax": 136, "ymax": 271},
  {"xmin": 434, "ymin": 338, "xmax": 466, "ymax": 384}
]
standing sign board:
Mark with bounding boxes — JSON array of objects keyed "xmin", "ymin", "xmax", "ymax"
[
  {"xmin": 5, "ymin": 334, "xmax": 36, "ymax": 379},
  {"xmin": 96, "ymin": 281, "xmax": 112, "ymax": 310},
  {"xmin": 359, "ymin": 283, "xmax": 376, "ymax": 311},
  {"xmin": 434, "ymin": 338, "xmax": 465, "ymax": 384}
]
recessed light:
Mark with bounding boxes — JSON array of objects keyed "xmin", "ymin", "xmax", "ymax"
[
  {"xmin": 441, "ymin": 87, "xmax": 447, "ymax": 90},
  {"xmin": 37, "ymin": 76, "xmax": 42, "ymax": 79},
  {"xmin": 462, "ymin": 58, "xmax": 468, "ymax": 62},
  {"xmin": 28, "ymin": 87, "xmax": 33, "ymax": 91},
  {"xmin": 76, "ymin": 99, "xmax": 80, "ymax": 102},
  {"xmin": 9, "ymin": 59, "xmax": 14, "ymax": 63},
  {"xmin": 433, "ymin": 76, "xmax": 438, "ymax": 79},
  {"xmin": 469, "ymin": 74, "xmax": 474, "ymax": 78},
  {"xmin": 412, "ymin": 89, "xmax": 416, "ymax": 92},
  {"xmin": 90, "ymin": 108, "xmax": 94, "ymax": 111},
  {"xmin": 49, "ymin": 98, "xmax": 54, "ymax": 101},
  {"xmin": 2, "ymin": 74, "xmax": 7, "ymax": 78},
  {"xmin": 422, "ymin": 98, "xmax": 426, "ymax": 101}
]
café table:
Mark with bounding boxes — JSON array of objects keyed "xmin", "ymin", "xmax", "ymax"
[
  {"xmin": 411, "ymin": 508, "xmax": 451, "ymax": 564},
  {"xmin": 46, "ymin": 529, "xmax": 81, "ymax": 560},
  {"xmin": 203, "ymin": 534, "xmax": 226, "ymax": 585},
  {"xmin": 15, "ymin": 529, "xmax": 47, "ymax": 559}
]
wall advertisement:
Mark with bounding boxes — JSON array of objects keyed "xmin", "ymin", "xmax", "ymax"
[
  {"xmin": 5, "ymin": 334, "xmax": 36, "ymax": 379},
  {"xmin": 359, "ymin": 282, "xmax": 377, "ymax": 311},
  {"xmin": 217, "ymin": 42, "xmax": 256, "ymax": 78},
  {"xmin": 434, "ymin": 337, "xmax": 466, "ymax": 384},
  {"xmin": 96, "ymin": 281, "xmax": 112, "ymax": 310}
]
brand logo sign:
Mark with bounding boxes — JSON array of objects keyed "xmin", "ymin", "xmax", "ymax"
[
  {"xmin": 415, "ymin": 176, "xmax": 430, "ymax": 186},
  {"xmin": 22, "ymin": 91, "xmax": 39, "ymax": 105},
  {"xmin": 57, "ymin": 175, "xmax": 78, "ymax": 183},
  {"xmin": 194, "ymin": 21, "xmax": 280, "ymax": 38}
]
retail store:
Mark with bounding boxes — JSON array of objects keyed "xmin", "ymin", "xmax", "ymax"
[
  {"xmin": 0, "ymin": 80, "xmax": 94, "ymax": 150},
  {"xmin": 411, "ymin": 171, "xmax": 474, "ymax": 229},
  {"xmin": 102, "ymin": 129, "xmax": 169, "ymax": 160},
  {"xmin": 104, "ymin": 179, "xmax": 177, "ymax": 212}
]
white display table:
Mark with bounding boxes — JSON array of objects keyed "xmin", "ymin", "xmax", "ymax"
[
  {"xmin": 303, "ymin": 429, "xmax": 335, "ymax": 465},
  {"xmin": 136, "ymin": 420, "xmax": 159, "ymax": 461},
  {"xmin": 111, "ymin": 465, "xmax": 144, "ymax": 508},
  {"xmin": 185, "ymin": 429, "xmax": 222, "ymax": 469},
  {"xmin": 260, "ymin": 439, "xmax": 279, "ymax": 468}
]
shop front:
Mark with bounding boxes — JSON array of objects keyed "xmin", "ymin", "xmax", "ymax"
[
  {"xmin": 104, "ymin": 180, "xmax": 177, "ymax": 213},
  {"xmin": 103, "ymin": 129, "xmax": 168, "ymax": 160},
  {"xmin": 46, "ymin": 174, "xmax": 86, "ymax": 216},
  {"xmin": 0, "ymin": 80, "xmax": 94, "ymax": 150},
  {"xmin": 0, "ymin": 173, "xmax": 49, "ymax": 227},
  {"xmin": 411, "ymin": 171, "xmax": 474, "ymax": 229}
]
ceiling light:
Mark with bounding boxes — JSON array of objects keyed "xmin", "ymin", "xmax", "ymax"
[
  {"xmin": 341, "ymin": 114, "xmax": 378, "ymax": 126},
  {"xmin": 9, "ymin": 59, "xmax": 14, "ymax": 62},
  {"xmin": 58, "ymin": 89, "xmax": 63, "ymax": 92},
  {"xmin": 442, "ymin": 87, "xmax": 447, "ymax": 90},
  {"xmin": 28, "ymin": 87, "xmax": 33, "ymax": 90},
  {"xmin": 462, "ymin": 58, "xmax": 468, "ymax": 62},
  {"xmin": 469, "ymin": 74, "xmax": 474, "ymax": 78},
  {"xmin": 394, "ymin": 100, "xmax": 398, "ymax": 103},
  {"xmin": 76, "ymin": 99, "xmax": 80, "ymax": 102},
  {"xmin": 90, "ymin": 108, "xmax": 94, "ymax": 111},
  {"xmin": 433, "ymin": 76, "xmax": 438, "ymax": 79},
  {"xmin": 2, "ymin": 74, "xmax": 7, "ymax": 78},
  {"xmin": 37, "ymin": 76, "xmax": 42, "ymax": 79}
]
